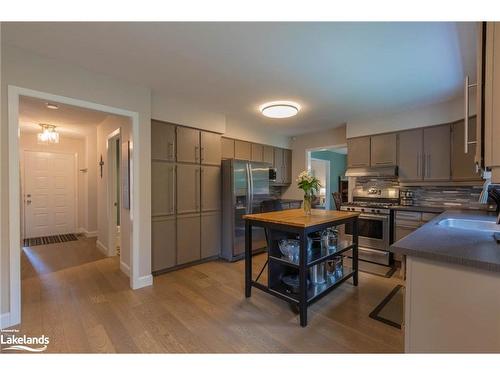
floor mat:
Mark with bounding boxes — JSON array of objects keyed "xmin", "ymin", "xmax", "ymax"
[
  {"xmin": 344, "ymin": 257, "xmax": 397, "ymax": 278},
  {"xmin": 23, "ymin": 233, "xmax": 78, "ymax": 247},
  {"xmin": 369, "ymin": 284, "xmax": 405, "ymax": 329}
]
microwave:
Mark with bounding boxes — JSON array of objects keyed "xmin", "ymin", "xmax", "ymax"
[{"xmin": 268, "ymin": 168, "xmax": 277, "ymax": 182}]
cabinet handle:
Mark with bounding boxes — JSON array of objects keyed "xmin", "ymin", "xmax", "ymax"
[
  {"xmin": 167, "ymin": 142, "xmax": 174, "ymax": 160},
  {"xmin": 200, "ymin": 147, "xmax": 205, "ymax": 162},
  {"xmin": 200, "ymin": 168, "xmax": 204, "ymax": 209},
  {"xmin": 464, "ymin": 75, "xmax": 478, "ymax": 154},
  {"xmin": 416, "ymin": 152, "xmax": 420, "ymax": 177},
  {"xmin": 171, "ymin": 166, "xmax": 176, "ymax": 214},
  {"xmin": 427, "ymin": 154, "xmax": 431, "ymax": 178},
  {"xmin": 195, "ymin": 146, "xmax": 199, "ymax": 162}
]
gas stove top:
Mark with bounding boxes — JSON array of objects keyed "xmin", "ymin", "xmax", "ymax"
[{"xmin": 340, "ymin": 200, "xmax": 398, "ymax": 214}]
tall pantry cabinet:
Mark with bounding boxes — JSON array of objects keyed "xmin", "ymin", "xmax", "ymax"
[{"xmin": 151, "ymin": 120, "xmax": 222, "ymax": 273}]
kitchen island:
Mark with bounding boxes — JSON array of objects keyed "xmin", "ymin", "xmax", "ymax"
[
  {"xmin": 243, "ymin": 209, "xmax": 359, "ymax": 326},
  {"xmin": 390, "ymin": 209, "xmax": 500, "ymax": 352}
]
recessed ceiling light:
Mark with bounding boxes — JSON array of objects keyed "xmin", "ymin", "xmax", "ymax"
[
  {"xmin": 46, "ymin": 103, "xmax": 59, "ymax": 110},
  {"xmin": 260, "ymin": 101, "xmax": 300, "ymax": 118}
]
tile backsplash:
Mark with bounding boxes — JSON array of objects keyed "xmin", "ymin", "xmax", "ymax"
[{"xmin": 404, "ymin": 185, "xmax": 488, "ymax": 210}]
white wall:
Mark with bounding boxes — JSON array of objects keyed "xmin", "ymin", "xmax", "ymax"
[
  {"xmin": 282, "ymin": 125, "xmax": 347, "ymax": 200},
  {"xmin": 347, "ymin": 95, "xmax": 475, "ymax": 138},
  {"xmin": 224, "ymin": 115, "xmax": 291, "ymax": 148},
  {"xmin": 1, "ymin": 43, "xmax": 152, "ymax": 318}
]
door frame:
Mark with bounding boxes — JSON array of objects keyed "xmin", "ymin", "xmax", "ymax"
[
  {"xmin": 106, "ymin": 129, "xmax": 121, "ymax": 258},
  {"xmin": 21, "ymin": 150, "xmax": 79, "ymax": 239},
  {"xmin": 7, "ymin": 85, "xmax": 148, "ymax": 329},
  {"xmin": 309, "ymin": 157, "xmax": 331, "ymax": 209}
]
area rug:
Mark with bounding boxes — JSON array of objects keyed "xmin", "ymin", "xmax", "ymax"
[
  {"xmin": 23, "ymin": 233, "xmax": 78, "ymax": 247},
  {"xmin": 369, "ymin": 284, "xmax": 405, "ymax": 329},
  {"xmin": 343, "ymin": 257, "xmax": 397, "ymax": 278}
]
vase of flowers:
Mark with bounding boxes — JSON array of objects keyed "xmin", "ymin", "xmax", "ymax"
[{"xmin": 296, "ymin": 170, "xmax": 321, "ymax": 215}]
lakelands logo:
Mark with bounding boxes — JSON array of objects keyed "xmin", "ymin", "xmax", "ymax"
[{"xmin": 0, "ymin": 329, "xmax": 49, "ymax": 352}]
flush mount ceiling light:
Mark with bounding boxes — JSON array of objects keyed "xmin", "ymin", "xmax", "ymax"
[
  {"xmin": 260, "ymin": 101, "xmax": 300, "ymax": 118},
  {"xmin": 37, "ymin": 123, "xmax": 60, "ymax": 145},
  {"xmin": 46, "ymin": 102, "xmax": 59, "ymax": 110}
]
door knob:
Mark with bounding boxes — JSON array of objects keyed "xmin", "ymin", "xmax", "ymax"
[{"xmin": 26, "ymin": 200, "xmax": 32, "ymax": 205}]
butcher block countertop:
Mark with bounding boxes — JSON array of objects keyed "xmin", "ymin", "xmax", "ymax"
[{"xmin": 243, "ymin": 208, "xmax": 359, "ymax": 228}]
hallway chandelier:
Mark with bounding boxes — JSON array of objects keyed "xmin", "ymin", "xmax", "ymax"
[{"xmin": 37, "ymin": 123, "xmax": 60, "ymax": 145}]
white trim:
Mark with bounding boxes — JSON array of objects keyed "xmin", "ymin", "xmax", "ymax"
[
  {"xmin": 78, "ymin": 228, "xmax": 98, "ymax": 238},
  {"xmin": 120, "ymin": 261, "xmax": 131, "ymax": 277},
  {"xmin": 106, "ymin": 130, "xmax": 121, "ymax": 258},
  {"xmin": 0, "ymin": 313, "xmax": 11, "ymax": 330},
  {"xmin": 95, "ymin": 239, "xmax": 108, "ymax": 256},
  {"xmin": 7, "ymin": 85, "xmax": 146, "ymax": 328},
  {"xmin": 133, "ymin": 274, "xmax": 153, "ymax": 290}
]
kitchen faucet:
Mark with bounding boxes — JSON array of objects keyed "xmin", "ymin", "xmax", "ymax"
[
  {"xmin": 478, "ymin": 171, "xmax": 500, "ymax": 224},
  {"xmin": 489, "ymin": 188, "xmax": 500, "ymax": 225}
]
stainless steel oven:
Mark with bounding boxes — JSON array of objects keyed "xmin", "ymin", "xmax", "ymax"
[{"xmin": 341, "ymin": 210, "xmax": 391, "ymax": 265}]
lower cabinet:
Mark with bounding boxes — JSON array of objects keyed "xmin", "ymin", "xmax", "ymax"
[
  {"xmin": 201, "ymin": 211, "xmax": 221, "ymax": 258},
  {"xmin": 151, "ymin": 216, "xmax": 176, "ymax": 272},
  {"xmin": 177, "ymin": 213, "xmax": 201, "ymax": 265}
]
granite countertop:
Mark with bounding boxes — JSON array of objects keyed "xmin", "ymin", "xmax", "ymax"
[
  {"xmin": 391, "ymin": 205, "xmax": 445, "ymax": 214},
  {"xmin": 390, "ymin": 210, "xmax": 500, "ymax": 272}
]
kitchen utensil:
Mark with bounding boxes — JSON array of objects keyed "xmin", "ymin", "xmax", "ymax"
[
  {"xmin": 309, "ymin": 262, "xmax": 326, "ymax": 285},
  {"xmin": 278, "ymin": 239, "xmax": 300, "ymax": 262}
]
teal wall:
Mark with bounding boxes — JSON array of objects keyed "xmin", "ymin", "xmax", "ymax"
[{"xmin": 310, "ymin": 150, "xmax": 347, "ymax": 209}]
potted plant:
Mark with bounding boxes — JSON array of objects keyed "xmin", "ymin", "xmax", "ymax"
[{"xmin": 296, "ymin": 170, "xmax": 321, "ymax": 215}]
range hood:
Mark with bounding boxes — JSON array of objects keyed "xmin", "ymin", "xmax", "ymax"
[{"xmin": 345, "ymin": 166, "xmax": 398, "ymax": 178}]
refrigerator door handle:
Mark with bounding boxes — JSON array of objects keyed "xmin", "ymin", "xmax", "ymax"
[
  {"xmin": 248, "ymin": 163, "xmax": 254, "ymax": 213},
  {"xmin": 245, "ymin": 163, "xmax": 252, "ymax": 214}
]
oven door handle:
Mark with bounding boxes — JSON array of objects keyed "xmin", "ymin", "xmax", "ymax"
[{"xmin": 359, "ymin": 213, "xmax": 388, "ymax": 221}]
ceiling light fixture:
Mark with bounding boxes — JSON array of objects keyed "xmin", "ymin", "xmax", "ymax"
[
  {"xmin": 37, "ymin": 124, "xmax": 60, "ymax": 145},
  {"xmin": 46, "ymin": 102, "xmax": 59, "ymax": 110},
  {"xmin": 260, "ymin": 101, "xmax": 300, "ymax": 118}
]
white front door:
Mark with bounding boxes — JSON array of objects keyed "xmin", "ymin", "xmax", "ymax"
[{"xmin": 24, "ymin": 151, "xmax": 76, "ymax": 238}]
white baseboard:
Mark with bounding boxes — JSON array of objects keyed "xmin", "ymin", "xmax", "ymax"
[
  {"xmin": 0, "ymin": 312, "xmax": 11, "ymax": 329},
  {"xmin": 95, "ymin": 239, "xmax": 108, "ymax": 256},
  {"xmin": 120, "ymin": 261, "xmax": 130, "ymax": 277},
  {"xmin": 132, "ymin": 274, "xmax": 153, "ymax": 290},
  {"xmin": 78, "ymin": 228, "xmax": 98, "ymax": 238}
]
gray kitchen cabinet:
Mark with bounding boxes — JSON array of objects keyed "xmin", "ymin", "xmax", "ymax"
[
  {"xmin": 152, "ymin": 216, "xmax": 176, "ymax": 271},
  {"xmin": 200, "ymin": 131, "xmax": 221, "ymax": 166},
  {"xmin": 371, "ymin": 133, "xmax": 397, "ymax": 166},
  {"xmin": 398, "ymin": 128, "xmax": 424, "ymax": 181},
  {"xmin": 263, "ymin": 145, "xmax": 274, "ymax": 164},
  {"xmin": 151, "ymin": 161, "xmax": 176, "ymax": 216},
  {"xmin": 234, "ymin": 140, "xmax": 252, "ymax": 160},
  {"xmin": 251, "ymin": 143, "xmax": 263, "ymax": 162},
  {"xmin": 177, "ymin": 214, "xmax": 201, "ymax": 265},
  {"xmin": 151, "ymin": 120, "xmax": 176, "ymax": 161},
  {"xmin": 201, "ymin": 211, "xmax": 221, "ymax": 258},
  {"xmin": 451, "ymin": 118, "xmax": 481, "ymax": 181},
  {"xmin": 283, "ymin": 149, "xmax": 292, "ymax": 184},
  {"xmin": 395, "ymin": 225, "xmax": 417, "ymax": 242},
  {"xmin": 176, "ymin": 164, "xmax": 200, "ymax": 214},
  {"xmin": 274, "ymin": 147, "xmax": 284, "ymax": 183},
  {"xmin": 201, "ymin": 166, "xmax": 221, "ymax": 212},
  {"xmin": 177, "ymin": 127, "xmax": 200, "ymax": 164},
  {"xmin": 347, "ymin": 136, "xmax": 371, "ymax": 167},
  {"xmin": 423, "ymin": 124, "xmax": 451, "ymax": 181},
  {"xmin": 221, "ymin": 137, "xmax": 235, "ymax": 159}
]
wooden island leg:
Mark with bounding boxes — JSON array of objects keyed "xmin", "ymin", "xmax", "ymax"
[
  {"xmin": 352, "ymin": 217, "xmax": 359, "ymax": 286},
  {"xmin": 299, "ymin": 230, "xmax": 308, "ymax": 327},
  {"xmin": 245, "ymin": 220, "xmax": 252, "ymax": 298}
]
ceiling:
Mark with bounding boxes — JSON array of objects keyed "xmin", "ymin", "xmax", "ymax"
[
  {"xmin": 19, "ymin": 96, "xmax": 110, "ymax": 137},
  {"xmin": 4, "ymin": 22, "xmax": 476, "ymax": 135}
]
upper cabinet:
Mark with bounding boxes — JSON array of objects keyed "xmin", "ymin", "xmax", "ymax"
[
  {"xmin": 221, "ymin": 137, "xmax": 235, "ymax": 159},
  {"xmin": 251, "ymin": 143, "xmax": 263, "ymax": 162},
  {"xmin": 398, "ymin": 129, "xmax": 423, "ymax": 181},
  {"xmin": 347, "ymin": 136, "xmax": 370, "ymax": 167},
  {"xmin": 423, "ymin": 124, "xmax": 451, "ymax": 181},
  {"xmin": 370, "ymin": 133, "xmax": 397, "ymax": 166},
  {"xmin": 283, "ymin": 149, "xmax": 292, "ymax": 184},
  {"xmin": 234, "ymin": 140, "xmax": 252, "ymax": 160},
  {"xmin": 263, "ymin": 145, "xmax": 274, "ymax": 164},
  {"xmin": 200, "ymin": 131, "xmax": 221, "ymax": 166},
  {"xmin": 177, "ymin": 127, "xmax": 200, "ymax": 164},
  {"xmin": 452, "ymin": 119, "xmax": 481, "ymax": 181},
  {"xmin": 151, "ymin": 120, "xmax": 176, "ymax": 161}
]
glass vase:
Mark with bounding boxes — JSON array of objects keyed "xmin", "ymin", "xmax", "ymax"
[{"xmin": 303, "ymin": 194, "xmax": 312, "ymax": 215}]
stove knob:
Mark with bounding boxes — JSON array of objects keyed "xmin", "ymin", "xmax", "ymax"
[
  {"xmin": 361, "ymin": 208, "xmax": 365, "ymax": 212},
  {"xmin": 376, "ymin": 209, "xmax": 380, "ymax": 213}
]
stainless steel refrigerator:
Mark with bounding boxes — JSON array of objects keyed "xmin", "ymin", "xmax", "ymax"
[{"xmin": 221, "ymin": 159, "xmax": 273, "ymax": 261}]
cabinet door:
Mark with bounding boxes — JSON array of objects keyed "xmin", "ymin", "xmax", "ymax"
[
  {"xmin": 273, "ymin": 148, "xmax": 284, "ymax": 183},
  {"xmin": 221, "ymin": 137, "xmax": 235, "ymax": 159},
  {"xmin": 451, "ymin": 119, "xmax": 481, "ymax": 181},
  {"xmin": 485, "ymin": 23, "xmax": 500, "ymax": 173},
  {"xmin": 398, "ymin": 129, "xmax": 423, "ymax": 181},
  {"xmin": 177, "ymin": 214, "xmax": 200, "ymax": 265},
  {"xmin": 201, "ymin": 211, "xmax": 221, "ymax": 258},
  {"xmin": 176, "ymin": 164, "xmax": 200, "ymax": 214},
  {"xmin": 177, "ymin": 127, "xmax": 200, "ymax": 163},
  {"xmin": 201, "ymin": 166, "xmax": 221, "ymax": 212},
  {"xmin": 371, "ymin": 133, "xmax": 397, "ymax": 166},
  {"xmin": 200, "ymin": 131, "xmax": 221, "ymax": 166},
  {"xmin": 151, "ymin": 120, "xmax": 176, "ymax": 161},
  {"xmin": 250, "ymin": 143, "xmax": 263, "ymax": 162},
  {"xmin": 395, "ymin": 225, "xmax": 417, "ymax": 242},
  {"xmin": 263, "ymin": 145, "xmax": 274, "ymax": 164},
  {"xmin": 347, "ymin": 137, "xmax": 370, "ymax": 167},
  {"xmin": 234, "ymin": 140, "xmax": 251, "ymax": 160},
  {"xmin": 424, "ymin": 124, "xmax": 450, "ymax": 181},
  {"xmin": 151, "ymin": 161, "xmax": 176, "ymax": 216},
  {"xmin": 283, "ymin": 149, "xmax": 292, "ymax": 184},
  {"xmin": 152, "ymin": 216, "xmax": 176, "ymax": 272}
]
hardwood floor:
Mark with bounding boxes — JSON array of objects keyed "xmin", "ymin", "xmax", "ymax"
[{"xmin": 14, "ymin": 238, "xmax": 404, "ymax": 353}]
